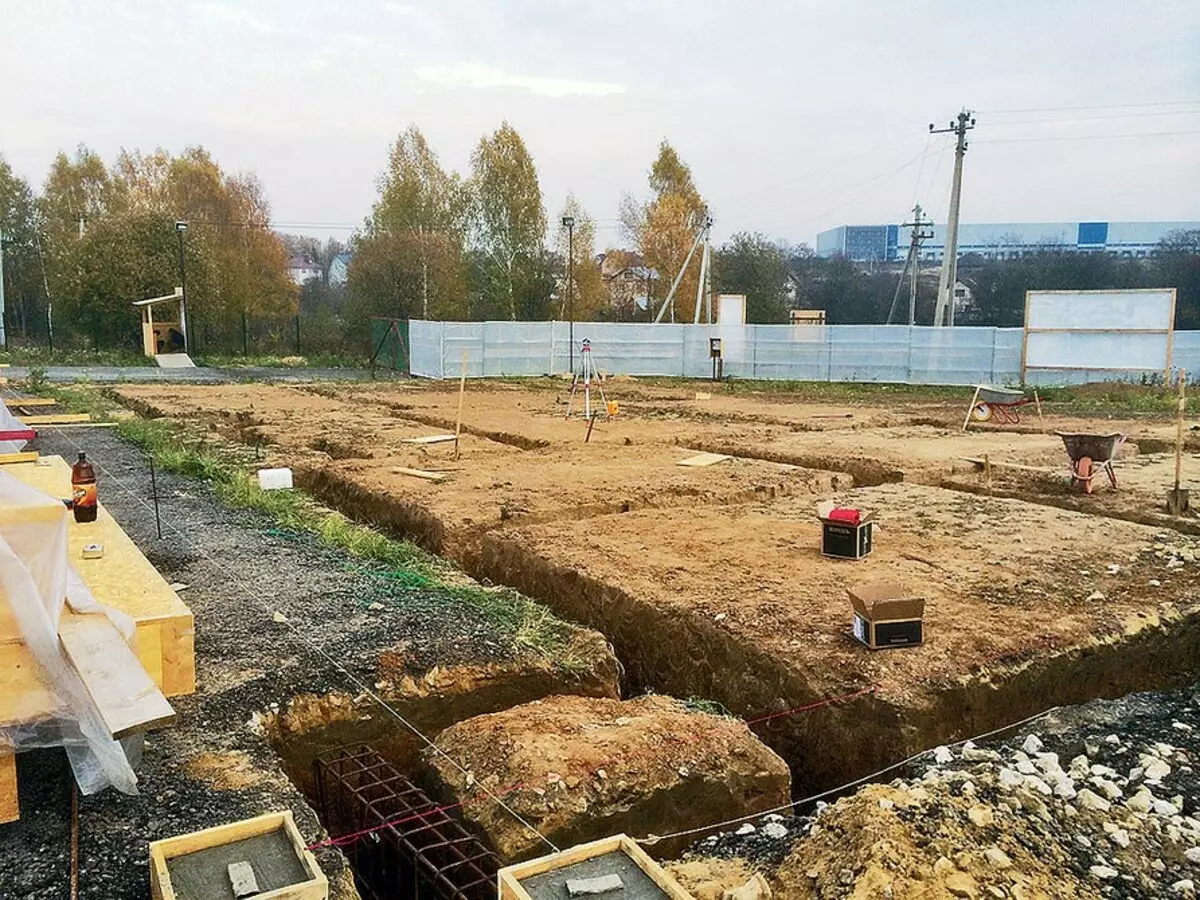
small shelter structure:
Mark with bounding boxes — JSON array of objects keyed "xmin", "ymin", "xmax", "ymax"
[{"xmin": 133, "ymin": 288, "xmax": 192, "ymax": 366}]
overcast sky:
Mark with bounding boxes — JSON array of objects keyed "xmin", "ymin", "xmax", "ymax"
[{"xmin": 2, "ymin": 0, "xmax": 1198, "ymax": 247}]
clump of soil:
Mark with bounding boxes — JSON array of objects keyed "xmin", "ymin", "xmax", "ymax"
[{"xmin": 425, "ymin": 694, "xmax": 791, "ymax": 861}]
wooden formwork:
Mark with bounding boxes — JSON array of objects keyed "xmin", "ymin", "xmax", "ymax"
[
  {"xmin": 149, "ymin": 811, "xmax": 327, "ymax": 900},
  {"xmin": 498, "ymin": 834, "xmax": 693, "ymax": 900}
]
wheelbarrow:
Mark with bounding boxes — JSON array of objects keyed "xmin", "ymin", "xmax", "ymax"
[
  {"xmin": 1057, "ymin": 432, "xmax": 1126, "ymax": 494},
  {"xmin": 963, "ymin": 385, "xmax": 1030, "ymax": 429}
]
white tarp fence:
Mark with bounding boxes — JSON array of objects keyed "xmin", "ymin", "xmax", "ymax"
[{"xmin": 409, "ymin": 319, "xmax": 1200, "ymax": 386}]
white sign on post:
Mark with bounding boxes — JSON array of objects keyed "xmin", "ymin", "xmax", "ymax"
[{"xmin": 1021, "ymin": 288, "xmax": 1176, "ymax": 385}]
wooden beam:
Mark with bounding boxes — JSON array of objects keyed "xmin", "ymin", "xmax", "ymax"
[
  {"xmin": 21, "ymin": 413, "xmax": 91, "ymax": 425},
  {"xmin": 400, "ymin": 434, "xmax": 456, "ymax": 445},
  {"xmin": 6, "ymin": 397, "xmax": 56, "ymax": 408},
  {"xmin": 0, "ymin": 752, "xmax": 17, "ymax": 824},
  {"xmin": 392, "ymin": 466, "xmax": 448, "ymax": 482},
  {"xmin": 57, "ymin": 611, "xmax": 176, "ymax": 739},
  {"xmin": 676, "ymin": 451, "xmax": 731, "ymax": 468},
  {"xmin": 0, "ymin": 452, "xmax": 39, "ymax": 465},
  {"xmin": 957, "ymin": 456, "xmax": 1057, "ymax": 475}
]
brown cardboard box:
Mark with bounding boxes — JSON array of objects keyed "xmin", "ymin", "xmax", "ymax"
[{"xmin": 848, "ymin": 582, "xmax": 925, "ymax": 649}]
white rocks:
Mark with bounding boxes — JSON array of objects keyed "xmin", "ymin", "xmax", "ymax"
[
  {"xmin": 1090, "ymin": 777, "xmax": 1123, "ymax": 801},
  {"xmin": 1016, "ymin": 760, "xmax": 1038, "ymax": 776},
  {"xmin": 984, "ymin": 847, "xmax": 1012, "ymax": 869},
  {"xmin": 1145, "ymin": 758, "xmax": 1172, "ymax": 781},
  {"xmin": 1105, "ymin": 734, "xmax": 1122, "ymax": 745},
  {"xmin": 1174, "ymin": 721, "xmax": 1194, "ymax": 733},
  {"xmin": 1185, "ymin": 846, "xmax": 1200, "ymax": 865},
  {"xmin": 1090, "ymin": 764, "xmax": 1119, "ymax": 778},
  {"xmin": 1172, "ymin": 879, "xmax": 1195, "ymax": 894},
  {"xmin": 1090, "ymin": 865, "xmax": 1119, "ymax": 880},
  {"xmin": 963, "ymin": 746, "xmax": 1000, "ymax": 762},
  {"xmin": 998, "ymin": 768, "xmax": 1024, "ymax": 790},
  {"xmin": 1155, "ymin": 799, "xmax": 1182, "ymax": 818},
  {"xmin": 1085, "ymin": 591, "xmax": 1106, "ymax": 602},
  {"xmin": 878, "ymin": 798, "xmax": 895, "ymax": 810},
  {"xmin": 1021, "ymin": 734, "xmax": 1044, "ymax": 754},
  {"xmin": 735, "ymin": 823, "xmax": 756, "ymax": 836},
  {"xmin": 1077, "ymin": 788, "xmax": 1112, "ymax": 812},
  {"xmin": 1069, "ymin": 755, "xmax": 1092, "ymax": 779},
  {"xmin": 761, "ymin": 821, "xmax": 789, "ymax": 840},
  {"xmin": 968, "ymin": 805, "xmax": 994, "ymax": 827},
  {"xmin": 1026, "ymin": 776, "xmax": 1054, "ymax": 797},
  {"xmin": 1127, "ymin": 788, "xmax": 1155, "ymax": 813},
  {"xmin": 1109, "ymin": 828, "xmax": 1131, "ymax": 849},
  {"xmin": 933, "ymin": 746, "xmax": 955, "ymax": 765}
]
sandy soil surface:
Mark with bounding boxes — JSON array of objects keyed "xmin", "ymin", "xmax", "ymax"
[
  {"xmin": 426, "ymin": 694, "xmax": 790, "ymax": 861},
  {"xmin": 497, "ymin": 481, "xmax": 1199, "ymax": 703}
]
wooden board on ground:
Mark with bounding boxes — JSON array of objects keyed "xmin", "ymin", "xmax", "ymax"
[
  {"xmin": 392, "ymin": 466, "xmax": 448, "ymax": 482},
  {"xmin": 5, "ymin": 397, "xmax": 56, "ymax": 408},
  {"xmin": 498, "ymin": 834, "xmax": 692, "ymax": 900},
  {"xmin": 0, "ymin": 451, "xmax": 39, "ymax": 464},
  {"xmin": 58, "ymin": 609, "xmax": 176, "ymax": 739},
  {"xmin": 150, "ymin": 811, "xmax": 328, "ymax": 900},
  {"xmin": 400, "ymin": 434, "xmax": 457, "ymax": 445},
  {"xmin": 20, "ymin": 413, "xmax": 91, "ymax": 425},
  {"xmin": 958, "ymin": 456, "xmax": 1057, "ymax": 475},
  {"xmin": 0, "ymin": 753, "xmax": 16, "ymax": 824},
  {"xmin": 676, "ymin": 451, "xmax": 732, "ymax": 468},
  {"xmin": 2, "ymin": 457, "xmax": 195, "ymax": 697}
]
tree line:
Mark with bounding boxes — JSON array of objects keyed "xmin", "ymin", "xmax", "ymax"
[{"xmin": 2, "ymin": 127, "xmax": 1199, "ymax": 358}]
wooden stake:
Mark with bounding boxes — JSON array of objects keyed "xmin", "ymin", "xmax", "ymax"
[
  {"xmin": 453, "ymin": 350, "xmax": 467, "ymax": 461},
  {"xmin": 984, "ymin": 452, "xmax": 992, "ymax": 491},
  {"xmin": 962, "ymin": 385, "xmax": 982, "ymax": 433},
  {"xmin": 1174, "ymin": 369, "xmax": 1186, "ymax": 493},
  {"xmin": 1034, "ymin": 390, "xmax": 1046, "ymax": 434}
]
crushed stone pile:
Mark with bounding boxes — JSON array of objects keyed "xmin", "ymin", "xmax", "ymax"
[{"xmin": 672, "ymin": 682, "xmax": 1200, "ymax": 899}]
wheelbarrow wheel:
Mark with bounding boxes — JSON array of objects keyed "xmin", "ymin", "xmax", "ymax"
[
  {"xmin": 971, "ymin": 402, "xmax": 993, "ymax": 422},
  {"xmin": 1077, "ymin": 456, "xmax": 1094, "ymax": 494}
]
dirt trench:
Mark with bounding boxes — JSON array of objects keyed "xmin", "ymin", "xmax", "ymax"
[{"xmin": 474, "ymin": 533, "xmax": 1200, "ymax": 797}]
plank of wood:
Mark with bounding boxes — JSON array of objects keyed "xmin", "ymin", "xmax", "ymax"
[
  {"xmin": 400, "ymin": 434, "xmax": 457, "ymax": 445},
  {"xmin": 392, "ymin": 466, "xmax": 448, "ymax": 482},
  {"xmin": 6, "ymin": 397, "xmax": 56, "ymax": 408},
  {"xmin": 0, "ymin": 752, "xmax": 18, "ymax": 824},
  {"xmin": 21, "ymin": 413, "xmax": 91, "ymax": 425},
  {"xmin": 57, "ymin": 610, "xmax": 176, "ymax": 739},
  {"xmin": 4, "ymin": 457, "xmax": 195, "ymax": 697},
  {"xmin": 0, "ymin": 451, "xmax": 39, "ymax": 464},
  {"xmin": 676, "ymin": 452, "xmax": 732, "ymax": 468},
  {"xmin": 957, "ymin": 456, "xmax": 1057, "ymax": 475}
]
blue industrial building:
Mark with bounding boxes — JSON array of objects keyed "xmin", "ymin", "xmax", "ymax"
[{"xmin": 816, "ymin": 220, "xmax": 1200, "ymax": 262}]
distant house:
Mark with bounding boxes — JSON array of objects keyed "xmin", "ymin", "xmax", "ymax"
[
  {"xmin": 598, "ymin": 251, "xmax": 658, "ymax": 313},
  {"xmin": 287, "ymin": 256, "xmax": 321, "ymax": 286},
  {"xmin": 329, "ymin": 252, "xmax": 352, "ymax": 287}
]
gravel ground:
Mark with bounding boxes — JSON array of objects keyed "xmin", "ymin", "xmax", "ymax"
[
  {"xmin": 0, "ymin": 425, "xmax": 573, "ymax": 900},
  {"xmin": 685, "ymin": 681, "xmax": 1200, "ymax": 898}
]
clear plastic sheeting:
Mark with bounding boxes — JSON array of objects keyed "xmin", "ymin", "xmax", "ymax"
[
  {"xmin": 0, "ymin": 472, "xmax": 139, "ymax": 796},
  {"xmin": 0, "ymin": 402, "xmax": 30, "ymax": 455},
  {"xmin": 409, "ymin": 320, "xmax": 1027, "ymax": 386}
]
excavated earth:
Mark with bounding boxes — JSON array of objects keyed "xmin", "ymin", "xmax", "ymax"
[
  {"xmin": 670, "ymin": 680, "xmax": 1200, "ymax": 899},
  {"xmin": 424, "ymin": 694, "xmax": 791, "ymax": 862}
]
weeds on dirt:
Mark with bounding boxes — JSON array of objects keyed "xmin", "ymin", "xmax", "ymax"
[{"xmin": 39, "ymin": 384, "xmax": 583, "ymax": 667}]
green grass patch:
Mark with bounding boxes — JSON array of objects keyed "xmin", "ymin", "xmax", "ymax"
[
  {"xmin": 38, "ymin": 385, "xmax": 581, "ymax": 665},
  {"xmin": 1, "ymin": 347, "xmax": 153, "ymax": 367},
  {"xmin": 193, "ymin": 352, "xmax": 368, "ymax": 369}
]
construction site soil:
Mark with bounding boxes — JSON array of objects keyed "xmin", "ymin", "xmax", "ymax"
[
  {"xmin": 0, "ymin": 427, "xmax": 616, "ymax": 899},
  {"xmin": 10, "ymin": 376, "xmax": 1186, "ymax": 898}
]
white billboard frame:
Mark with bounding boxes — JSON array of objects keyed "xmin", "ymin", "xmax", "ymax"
[{"xmin": 1020, "ymin": 288, "xmax": 1176, "ymax": 384}]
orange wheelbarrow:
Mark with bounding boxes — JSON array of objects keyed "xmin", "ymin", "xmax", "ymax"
[{"xmin": 1057, "ymin": 432, "xmax": 1126, "ymax": 493}]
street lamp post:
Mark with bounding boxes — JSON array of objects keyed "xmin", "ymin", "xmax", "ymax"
[
  {"xmin": 562, "ymin": 215, "xmax": 574, "ymax": 374},
  {"xmin": 175, "ymin": 221, "xmax": 189, "ymax": 353}
]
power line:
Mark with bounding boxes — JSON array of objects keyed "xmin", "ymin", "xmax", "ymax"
[
  {"xmin": 974, "ymin": 129, "xmax": 1200, "ymax": 144},
  {"xmin": 980, "ymin": 98, "xmax": 1200, "ymax": 114}
]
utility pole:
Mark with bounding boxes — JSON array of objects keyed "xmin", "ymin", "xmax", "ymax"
[
  {"xmin": 562, "ymin": 215, "xmax": 575, "ymax": 373},
  {"xmin": 931, "ymin": 109, "xmax": 975, "ymax": 327},
  {"xmin": 905, "ymin": 205, "xmax": 933, "ymax": 326},
  {"xmin": 885, "ymin": 205, "xmax": 933, "ymax": 327}
]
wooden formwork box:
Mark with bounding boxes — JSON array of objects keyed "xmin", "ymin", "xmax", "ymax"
[
  {"xmin": 498, "ymin": 834, "xmax": 694, "ymax": 900},
  {"xmin": 150, "ymin": 811, "xmax": 328, "ymax": 900}
]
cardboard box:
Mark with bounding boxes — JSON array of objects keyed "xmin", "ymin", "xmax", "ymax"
[
  {"xmin": 819, "ymin": 510, "xmax": 874, "ymax": 560},
  {"xmin": 848, "ymin": 582, "xmax": 924, "ymax": 650}
]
